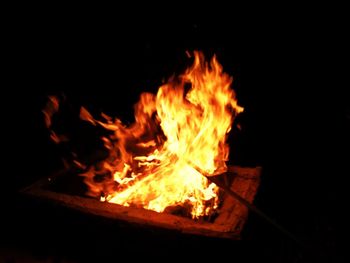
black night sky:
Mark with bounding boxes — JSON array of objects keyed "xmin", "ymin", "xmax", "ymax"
[{"xmin": 1, "ymin": 9, "xmax": 348, "ymax": 263}]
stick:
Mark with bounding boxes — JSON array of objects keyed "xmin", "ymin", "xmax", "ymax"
[
  {"xmin": 208, "ymin": 175, "xmax": 302, "ymax": 246},
  {"xmin": 192, "ymin": 164, "xmax": 303, "ymax": 246}
]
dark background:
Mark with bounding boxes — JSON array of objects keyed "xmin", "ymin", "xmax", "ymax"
[{"xmin": 2, "ymin": 9, "xmax": 348, "ymax": 262}]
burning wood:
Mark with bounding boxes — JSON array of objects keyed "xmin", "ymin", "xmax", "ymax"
[{"xmin": 40, "ymin": 51, "xmax": 258, "ymax": 230}]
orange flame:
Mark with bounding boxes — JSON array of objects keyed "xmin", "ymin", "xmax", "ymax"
[{"xmin": 80, "ymin": 51, "xmax": 243, "ymax": 218}]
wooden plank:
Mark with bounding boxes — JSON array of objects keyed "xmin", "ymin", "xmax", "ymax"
[{"xmin": 20, "ymin": 166, "xmax": 261, "ymax": 239}]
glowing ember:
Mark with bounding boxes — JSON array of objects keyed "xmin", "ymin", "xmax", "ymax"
[{"xmin": 48, "ymin": 51, "xmax": 243, "ymax": 219}]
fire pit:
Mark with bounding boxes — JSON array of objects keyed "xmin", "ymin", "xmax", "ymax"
[
  {"xmin": 21, "ymin": 166, "xmax": 260, "ymax": 239},
  {"xmin": 23, "ymin": 51, "xmax": 261, "ymax": 239}
]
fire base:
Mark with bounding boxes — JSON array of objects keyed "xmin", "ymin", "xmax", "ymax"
[{"xmin": 21, "ymin": 166, "xmax": 261, "ymax": 239}]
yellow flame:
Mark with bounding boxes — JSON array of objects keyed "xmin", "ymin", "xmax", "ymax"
[{"xmin": 80, "ymin": 51, "xmax": 243, "ymax": 218}]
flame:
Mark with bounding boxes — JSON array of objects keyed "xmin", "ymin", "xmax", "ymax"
[
  {"xmin": 78, "ymin": 51, "xmax": 243, "ymax": 218},
  {"xmin": 42, "ymin": 95, "xmax": 69, "ymax": 144},
  {"xmin": 43, "ymin": 95, "xmax": 59, "ymax": 128}
]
